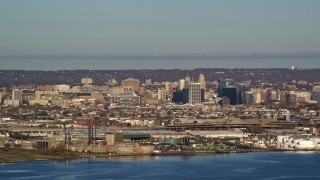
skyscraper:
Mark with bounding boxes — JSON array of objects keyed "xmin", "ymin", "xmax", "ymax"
[
  {"xmin": 12, "ymin": 89, "xmax": 23, "ymax": 104},
  {"xmin": 222, "ymin": 87, "xmax": 237, "ymax": 105},
  {"xmin": 218, "ymin": 79, "xmax": 240, "ymax": 106},
  {"xmin": 243, "ymin": 91, "xmax": 254, "ymax": 105},
  {"xmin": 188, "ymin": 83, "xmax": 201, "ymax": 104},
  {"xmin": 198, "ymin": 73, "xmax": 206, "ymax": 90},
  {"xmin": 178, "ymin": 79, "xmax": 185, "ymax": 91},
  {"xmin": 185, "ymin": 71, "xmax": 191, "ymax": 87},
  {"xmin": 172, "ymin": 89, "xmax": 183, "ymax": 103},
  {"xmin": 218, "ymin": 79, "xmax": 235, "ymax": 97}
]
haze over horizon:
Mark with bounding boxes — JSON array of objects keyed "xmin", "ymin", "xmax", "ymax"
[{"xmin": 1, "ymin": 0, "xmax": 320, "ymax": 70}]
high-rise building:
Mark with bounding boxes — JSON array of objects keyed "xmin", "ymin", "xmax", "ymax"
[
  {"xmin": 164, "ymin": 82, "xmax": 170, "ymax": 90},
  {"xmin": 12, "ymin": 89, "xmax": 23, "ymax": 104},
  {"xmin": 178, "ymin": 79, "xmax": 185, "ymax": 91},
  {"xmin": 218, "ymin": 79, "xmax": 235, "ymax": 97},
  {"xmin": 172, "ymin": 90, "xmax": 183, "ymax": 103},
  {"xmin": 243, "ymin": 91, "xmax": 254, "ymax": 105},
  {"xmin": 198, "ymin": 73, "xmax": 206, "ymax": 90},
  {"xmin": 188, "ymin": 83, "xmax": 201, "ymax": 104},
  {"xmin": 122, "ymin": 78, "xmax": 140, "ymax": 92},
  {"xmin": 172, "ymin": 74, "xmax": 205, "ymax": 105},
  {"xmin": 218, "ymin": 79, "xmax": 240, "ymax": 106},
  {"xmin": 264, "ymin": 90, "xmax": 272, "ymax": 105},
  {"xmin": 172, "ymin": 88, "xmax": 189, "ymax": 104},
  {"xmin": 185, "ymin": 72, "xmax": 191, "ymax": 87},
  {"xmin": 182, "ymin": 89, "xmax": 189, "ymax": 104},
  {"xmin": 222, "ymin": 87, "xmax": 237, "ymax": 105}
]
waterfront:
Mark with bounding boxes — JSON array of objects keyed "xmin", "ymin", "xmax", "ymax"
[{"xmin": 1, "ymin": 152, "xmax": 320, "ymax": 179}]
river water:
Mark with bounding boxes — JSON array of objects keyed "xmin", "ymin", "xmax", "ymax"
[{"xmin": 1, "ymin": 152, "xmax": 320, "ymax": 179}]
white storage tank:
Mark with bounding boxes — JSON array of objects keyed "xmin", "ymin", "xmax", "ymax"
[
  {"xmin": 296, "ymin": 140, "xmax": 315, "ymax": 149},
  {"xmin": 293, "ymin": 139, "xmax": 304, "ymax": 147},
  {"xmin": 288, "ymin": 137, "xmax": 295, "ymax": 148},
  {"xmin": 277, "ymin": 135, "xmax": 290, "ymax": 143}
]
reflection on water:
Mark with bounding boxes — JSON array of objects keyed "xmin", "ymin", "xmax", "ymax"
[
  {"xmin": 284, "ymin": 151, "xmax": 316, "ymax": 154},
  {"xmin": 84, "ymin": 154, "xmax": 226, "ymax": 162},
  {"xmin": 91, "ymin": 155, "xmax": 155, "ymax": 162}
]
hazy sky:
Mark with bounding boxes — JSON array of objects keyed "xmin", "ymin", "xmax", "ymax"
[{"xmin": 1, "ymin": 0, "xmax": 320, "ymax": 69}]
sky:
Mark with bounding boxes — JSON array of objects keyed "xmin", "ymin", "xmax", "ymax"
[{"xmin": 0, "ymin": 0, "xmax": 320, "ymax": 70}]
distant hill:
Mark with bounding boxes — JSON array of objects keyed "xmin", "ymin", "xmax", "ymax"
[{"xmin": 0, "ymin": 69, "xmax": 319, "ymax": 86}]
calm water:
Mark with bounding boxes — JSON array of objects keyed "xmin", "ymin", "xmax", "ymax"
[{"xmin": 1, "ymin": 152, "xmax": 320, "ymax": 180}]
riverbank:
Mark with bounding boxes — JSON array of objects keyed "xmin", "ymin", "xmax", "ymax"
[
  {"xmin": 0, "ymin": 148, "xmax": 81, "ymax": 163},
  {"xmin": 2, "ymin": 147, "xmax": 319, "ymax": 163}
]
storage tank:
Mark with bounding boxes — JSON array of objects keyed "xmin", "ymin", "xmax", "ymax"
[
  {"xmin": 296, "ymin": 140, "xmax": 315, "ymax": 149},
  {"xmin": 288, "ymin": 137, "xmax": 295, "ymax": 148},
  {"xmin": 277, "ymin": 135, "xmax": 290, "ymax": 143},
  {"xmin": 293, "ymin": 139, "xmax": 304, "ymax": 148}
]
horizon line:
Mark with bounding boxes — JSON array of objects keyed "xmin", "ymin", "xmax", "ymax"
[
  {"xmin": 0, "ymin": 67, "xmax": 317, "ymax": 71},
  {"xmin": 1, "ymin": 52, "xmax": 320, "ymax": 60}
]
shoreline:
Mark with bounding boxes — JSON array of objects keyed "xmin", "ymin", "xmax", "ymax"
[
  {"xmin": 0, "ymin": 148, "xmax": 81, "ymax": 164},
  {"xmin": 79, "ymin": 148, "xmax": 320, "ymax": 158},
  {"xmin": 2, "ymin": 148, "xmax": 320, "ymax": 164}
]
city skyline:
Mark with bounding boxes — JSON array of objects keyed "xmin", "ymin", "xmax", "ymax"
[
  {"xmin": 1, "ymin": 0, "xmax": 320, "ymax": 69},
  {"xmin": 2, "ymin": 1, "xmax": 320, "ymax": 176}
]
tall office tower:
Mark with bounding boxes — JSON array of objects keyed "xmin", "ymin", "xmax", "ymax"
[
  {"xmin": 81, "ymin": 78, "xmax": 93, "ymax": 85},
  {"xmin": 12, "ymin": 89, "xmax": 23, "ymax": 104},
  {"xmin": 264, "ymin": 90, "xmax": 272, "ymax": 105},
  {"xmin": 178, "ymin": 79, "xmax": 186, "ymax": 90},
  {"xmin": 243, "ymin": 91, "xmax": 254, "ymax": 105},
  {"xmin": 218, "ymin": 79, "xmax": 235, "ymax": 97},
  {"xmin": 188, "ymin": 83, "xmax": 201, "ymax": 104},
  {"xmin": 185, "ymin": 71, "xmax": 191, "ymax": 87},
  {"xmin": 181, "ymin": 88, "xmax": 189, "ymax": 104},
  {"xmin": 164, "ymin": 82, "xmax": 170, "ymax": 90},
  {"xmin": 122, "ymin": 77, "xmax": 140, "ymax": 92},
  {"xmin": 222, "ymin": 87, "xmax": 237, "ymax": 105},
  {"xmin": 172, "ymin": 90, "xmax": 183, "ymax": 103},
  {"xmin": 198, "ymin": 73, "xmax": 206, "ymax": 90}
]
